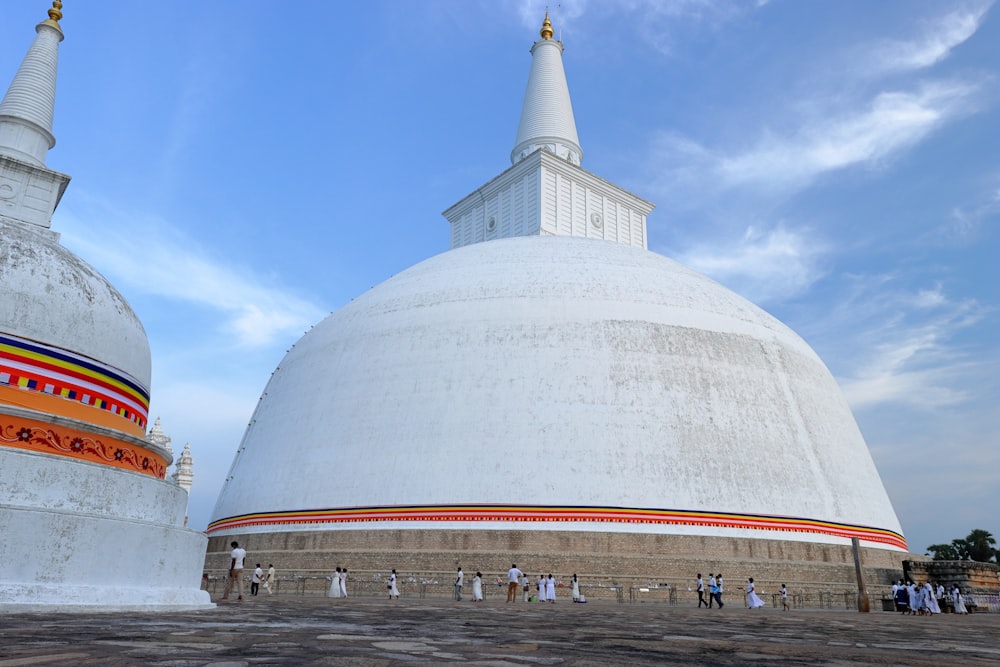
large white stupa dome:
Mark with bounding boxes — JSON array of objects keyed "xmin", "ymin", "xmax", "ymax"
[
  {"xmin": 211, "ymin": 236, "xmax": 904, "ymax": 550},
  {"xmin": 207, "ymin": 15, "xmax": 907, "ymax": 586}
]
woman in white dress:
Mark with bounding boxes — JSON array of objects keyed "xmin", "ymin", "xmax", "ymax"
[
  {"xmin": 746, "ymin": 578, "xmax": 766, "ymax": 609},
  {"xmin": 571, "ymin": 574, "xmax": 580, "ymax": 602},
  {"xmin": 472, "ymin": 571, "xmax": 484, "ymax": 602},
  {"xmin": 952, "ymin": 586, "xmax": 969, "ymax": 614},
  {"xmin": 546, "ymin": 574, "xmax": 556, "ymax": 603},
  {"xmin": 340, "ymin": 568, "xmax": 348, "ymax": 598},
  {"xmin": 388, "ymin": 569, "xmax": 400, "ymax": 600},
  {"xmin": 536, "ymin": 575, "xmax": 545, "ymax": 602},
  {"xmin": 924, "ymin": 582, "xmax": 941, "ymax": 614},
  {"xmin": 328, "ymin": 567, "xmax": 342, "ymax": 598}
]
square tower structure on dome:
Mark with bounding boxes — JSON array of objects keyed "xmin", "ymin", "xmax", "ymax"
[
  {"xmin": 444, "ymin": 148, "xmax": 653, "ymax": 250},
  {"xmin": 443, "ymin": 12, "xmax": 652, "ymax": 251}
]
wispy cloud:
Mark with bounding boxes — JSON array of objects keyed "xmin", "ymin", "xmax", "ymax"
[
  {"xmin": 671, "ymin": 224, "xmax": 829, "ymax": 305},
  {"xmin": 55, "ymin": 196, "xmax": 326, "ymax": 348},
  {"xmin": 662, "ymin": 79, "xmax": 983, "ymax": 198},
  {"xmin": 935, "ymin": 178, "xmax": 1000, "ymax": 243},
  {"xmin": 509, "ymin": 0, "xmax": 763, "ymax": 54},
  {"xmin": 639, "ymin": 0, "xmax": 992, "ymax": 213},
  {"xmin": 814, "ymin": 278, "xmax": 986, "ymax": 410},
  {"xmin": 863, "ymin": 3, "xmax": 993, "ymax": 75}
]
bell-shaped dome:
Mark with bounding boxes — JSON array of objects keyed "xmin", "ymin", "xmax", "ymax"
[
  {"xmin": 1, "ymin": 219, "xmax": 150, "ymax": 434},
  {"xmin": 211, "ymin": 236, "xmax": 904, "ymax": 550},
  {"xmin": 1, "ymin": 221, "xmax": 150, "ymax": 386}
]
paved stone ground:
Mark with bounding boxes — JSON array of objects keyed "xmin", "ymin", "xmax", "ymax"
[{"xmin": 1, "ymin": 595, "xmax": 998, "ymax": 666}]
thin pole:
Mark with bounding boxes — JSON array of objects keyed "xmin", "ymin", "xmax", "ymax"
[{"xmin": 852, "ymin": 537, "xmax": 870, "ymax": 613}]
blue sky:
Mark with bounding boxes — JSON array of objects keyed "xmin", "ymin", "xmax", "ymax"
[{"xmin": 2, "ymin": 1, "xmax": 997, "ymax": 556}]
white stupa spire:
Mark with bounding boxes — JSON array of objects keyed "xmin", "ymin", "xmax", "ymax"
[
  {"xmin": 172, "ymin": 443, "xmax": 194, "ymax": 495},
  {"xmin": 147, "ymin": 416, "xmax": 174, "ymax": 456},
  {"xmin": 510, "ymin": 11, "xmax": 583, "ymax": 166},
  {"xmin": 0, "ymin": 2, "xmax": 64, "ymax": 167},
  {"xmin": 444, "ymin": 12, "xmax": 651, "ymax": 250}
]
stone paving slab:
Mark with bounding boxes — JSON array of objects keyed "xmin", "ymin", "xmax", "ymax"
[{"xmin": 1, "ymin": 595, "xmax": 997, "ymax": 666}]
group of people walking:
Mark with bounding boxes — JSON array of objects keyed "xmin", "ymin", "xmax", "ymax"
[
  {"xmin": 892, "ymin": 580, "xmax": 969, "ymax": 615},
  {"xmin": 467, "ymin": 565, "xmax": 583, "ymax": 603},
  {"xmin": 695, "ymin": 573, "xmax": 727, "ymax": 609},
  {"xmin": 220, "ymin": 541, "xmax": 275, "ymax": 600},
  {"xmin": 230, "ymin": 552, "xmax": 977, "ymax": 615},
  {"xmin": 696, "ymin": 573, "xmax": 789, "ymax": 610},
  {"xmin": 454, "ymin": 568, "xmax": 489, "ymax": 602},
  {"xmin": 250, "ymin": 563, "xmax": 275, "ymax": 596}
]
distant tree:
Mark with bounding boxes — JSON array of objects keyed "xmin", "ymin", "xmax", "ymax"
[
  {"xmin": 952, "ymin": 538, "xmax": 972, "ymax": 561},
  {"xmin": 964, "ymin": 529, "xmax": 997, "ymax": 563},
  {"xmin": 926, "ymin": 543, "xmax": 961, "ymax": 560},
  {"xmin": 925, "ymin": 529, "xmax": 998, "ymax": 562}
]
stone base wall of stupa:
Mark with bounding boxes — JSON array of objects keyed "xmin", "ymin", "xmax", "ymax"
[
  {"xmin": 0, "ymin": 448, "xmax": 213, "ymax": 612},
  {"xmin": 204, "ymin": 528, "xmax": 920, "ymax": 598},
  {"xmin": 903, "ymin": 559, "xmax": 1000, "ymax": 594}
]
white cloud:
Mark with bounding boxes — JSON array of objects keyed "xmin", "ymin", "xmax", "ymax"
[
  {"xmin": 716, "ymin": 80, "xmax": 981, "ymax": 192},
  {"xmin": 815, "ymin": 278, "xmax": 986, "ymax": 410},
  {"xmin": 672, "ymin": 224, "xmax": 829, "ymax": 305},
  {"xmin": 865, "ymin": 3, "xmax": 992, "ymax": 75},
  {"xmin": 936, "ymin": 178, "xmax": 1000, "ymax": 243},
  {"xmin": 55, "ymin": 198, "xmax": 326, "ymax": 349},
  {"xmin": 509, "ymin": 0, "xmax": 763, "ymax": 54}
]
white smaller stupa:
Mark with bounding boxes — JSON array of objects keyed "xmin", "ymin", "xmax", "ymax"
[{"xmin": 0, "ymin": 2, "xmax": 211, "ymax": 611}]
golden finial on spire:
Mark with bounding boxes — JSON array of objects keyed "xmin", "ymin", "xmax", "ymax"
[
  {"xmin": 41, "ymin": 1, "xmax": 64, "ymax": 31},
  {"xmin": 540, "ymin": 10, "xmax": 554, "ymax": 40}
]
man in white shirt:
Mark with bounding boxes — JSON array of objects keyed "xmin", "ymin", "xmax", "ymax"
[
  {"xmin": 221, "ymin": 541, "xmax": 247, "ymax": 601},
  {"xmin": 251, "ymin": 564, "xmax": 264, "ymax": 596},
  {"xmin": 454, "ymin": 567, "xmax": 464, "ymax": 601},
  {"xmin": 506, "ymin": 564, "xmax": 523, "ymax": 603}
]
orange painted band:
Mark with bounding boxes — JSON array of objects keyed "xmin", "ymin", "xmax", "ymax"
[{"xmin": 0, "ymin": 413, "xmax": 167, "ymax": 478}]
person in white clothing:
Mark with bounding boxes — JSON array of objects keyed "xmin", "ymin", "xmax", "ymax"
[
  {"xmin": 907, "ymin": 581, "xmax": 917, "ymax": 614},
  {"xmin": 571, "ymin": 574, "xmax": 580, "ymax": 602},
  {"xmin": 506, "ymin": 564, "xmax": 523, "ymax": 603},
  {"xmin": 263, "ymin": 564, "xmax": 275, "ymax": 595},
  {"xmin": 221, "ymin": 541, "xmax": 247, "ymax": 601},
  {"xmin": 339, "ymin": 568, "xmax": 348, "ymax": 598},
  {"xmin": 472, "ymin": 571, "xmax": 484, "ymax": 602},
  {"xmin": 546, "ymin": 574, "xmax": 556, "ymax": 603},
  {"xmin": 924, "ymin": 582, "xmax": 941, "ymax": 614},
  {"xmin": 454, "ymin": 568, "xmax": 464, "ymax": 601},
  {"xmin": 953, "ymin": 586, "xmax": 969, "ymax": 614},
  {"xmin": 745, "ymin": 578, "xmax": 766, "ymax": 609},
  {"xmin": 536, "ymin": 575, "xmax": 545, "ymax": 602},
  {"xmin": 328, "ymin": 567, "xmax": 342, "ymax": 598},
  {"xmin": 388, "ymin": 569, "xmax": 400, "ymax": 600},
  {"xmin": 251, "ymin": 564, "xmax": 263, "ymax": 596},
  {"xmin": 696, "ymin": 574, "xmax": 708, "ymax": 608}
]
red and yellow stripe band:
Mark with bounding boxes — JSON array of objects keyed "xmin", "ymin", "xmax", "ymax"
[{"xmin": 207, "ymin": 504, "xmax": 907, "ymax": 550}]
